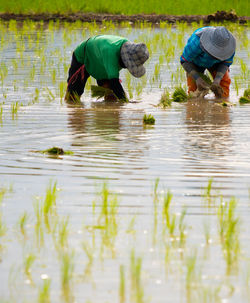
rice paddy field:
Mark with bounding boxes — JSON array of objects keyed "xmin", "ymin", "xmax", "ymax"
[{"xmin": 0, "ymin": 20, "xmax": 250, "ymax": 303}]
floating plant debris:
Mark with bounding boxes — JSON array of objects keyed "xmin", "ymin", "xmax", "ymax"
[{"xmin": 32, "ymin": 147, "xmax": 74, "ymax": 155}]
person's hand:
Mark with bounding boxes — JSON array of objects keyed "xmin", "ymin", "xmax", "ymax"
[
  {"xmin": 210, "ymin": 80, "xmax": 224, "ymax": 98},
  {"xmin": 196, "ymin": 77, "xmax": 210, "ymax": 91}
]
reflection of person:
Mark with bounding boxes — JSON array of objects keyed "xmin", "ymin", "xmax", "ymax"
[
  {"xmin": 185, "ymin": 99, "xmax": 231, "ymax": 157},
  {"xmin": 180, "ymin": 26, "xmax": 236, "ymax": 98},
  {"xmin": 65, "ymin": 35, "xmax": 149, "ymax": 102}
]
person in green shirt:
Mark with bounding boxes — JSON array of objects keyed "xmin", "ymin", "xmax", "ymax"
[{"xmin": 65, "ymin": 35, "xmax": 149, "ymax": 102}]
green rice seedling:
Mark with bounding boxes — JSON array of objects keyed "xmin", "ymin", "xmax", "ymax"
[
  {"xmin": 33, "ymin": 200, "xmax": 44, "ymax": 248},
  {"xmin": 126, "ymin": 216, "xmax": 136, "ymax": 235},
  {"xmin": 130, "ymin": 250, "xmax": 144, "ymax": 303},
  {"xmin": 239, "ymin": 89, "xmax": 250, "ymax": 104},
  {"xmin": 11, "ymin": 102, "xmax": 20, "ymax": 119},
  {"xmin": 203, "ymin": 221, "xmax": 211, "ymax": 245},
  {"xmin": 178, "ymin": 208, "xmax": 187, "ymax": 247},
  {"xmin": 46, "ymin": 88, "xmax": 55, "ymax": 102},
  {"xmin": 60, "ymin": 250, "xmax": 75, "ymax": 301},
  {"xmin": 172, "ymin": 87, "xmax": 188, "ymax": 102},
  {"xmin": 43, "ymin": 181, "xmax": 58, "ymax": 232},
  {"xmin": 217, "ymin": 197, "xmax": 240, "ymax": 272},
  {"xmin": 91, "ymin": 85, "xmax": 114, "ymax": 100},
  {"xmin": 59, "ymin": 81, "xmax": 66, "ymax": 104},
  {"xmin": 18, "ymin": 211, "xmax": 29, "ymax": 236},
  {"xmin": 43, "ymin": 181, "xmax": 57, "ymax": 217},
  {"xmin": 162, "ymin": 190, "xmax": 173, "ymax": 233},
  {"xmin": 198, "ymin": 72, "xmax": 213, "ymax": 85},
  {"xmin": 97, "ymin": 183, "xmax": 119, "ymax": 252},
  {"xmin": 82, "ymin": 240, "xmax": 95, "ymax": 279},
  {"xmin": 203, "ymin": 178, "xmax": 214, "ymax": 205},
  {"xmin": 38, "ymin": 278, "xmax": 51, "ymax": 303},
  {"xmin": 0, "ymin": 187, "xmax": 7, "ymax": 205},
  {"xmin": 185, "ymin": 249, "xmax": 199, "ymax": 290},
  {"xmin": 243, "ymin": 88, "xmax": 250, "ymax": 99},
  {"xmin": 120, "ymin": 265, "xmax": 126, "ymax": 303},
  {"xmin": 143, "ymin": 114, "xmax": 155, "ymax": 125},
  {"xmin": 0, "ymin": 104, "xmax": 3, "ymax": 125},
  {"xmin": 158, "ymin": 89, "xmax": 172, "ymax": 108},
  {"xmin": 239, "ymin": 97, "xmax": 250, "ymax": 104},
  {"xmin": 23, "ymin": 253, "xmax": 36, "ymax": 278},
  {"xmin": 57, "ymin": 216, "xmax": 69, "ymax": 249},
  {"xmin": 0, "ymin": 212, "xmax": 7, "ymax": 238}
]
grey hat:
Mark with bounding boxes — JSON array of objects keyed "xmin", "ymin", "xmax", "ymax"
[
  {"xmin": 120, "ymin": 42, "xmax": 149, "ymax": 78},
  {"xmin": 200, "ymin": 26, "xmax": 236, "ymax": 61}
]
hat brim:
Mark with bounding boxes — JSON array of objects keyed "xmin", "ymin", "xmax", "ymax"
[
  {"xmin": 200, "ymin": 28, "xmax": 236, "ymax": 61},
  {"xmin": 127, "ymin": 65, "xmax": 146, "ymax": 78}
]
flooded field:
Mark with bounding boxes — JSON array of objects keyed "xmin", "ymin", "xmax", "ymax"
[{"xmin": 0, "ymin": 20, "xmax": 250, "ymax": 303}]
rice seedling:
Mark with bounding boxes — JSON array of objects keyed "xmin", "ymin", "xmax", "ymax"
[
  {"xmin": 23, "ymin": 252, "xmax": 36, "ymax": 278},
  {"xmin": 158, "ymin": 89, "xmax": 172, "ymax": 108},
  {"xmin": 185, "ymin": 249, "xmax": 199, "ymax": 291},
  {"xmin": 119, "ymin": 265, "xmax": 126, "ymax": 303},
  {"xmin": 56, "ymin": 216, "xmax": 70, "ymax": 249},
  {"xmin": 33, "ymin": 200, "xmax": 44, "ymax": 248},
  {"xmin": 239, "ymin": 88, "xmax": 250, "ymax": 104},
  {"xmin": 38, "ymin": 278, "xmax": 51, "ymax": 303},
  {"xmin": 130, "ymin": 250, "xmax": 144, "ymax": 303},
  {"xmin": 172, "ymin": 87, "xmax": 188, "ymax": 102},
  {"xmin": 0, "ymin": 212, "xmax": 7, "ymax": 238},
  {"xmin": 217, "ymin": 197, "xmax": 240, "ymax": 272},
  {"xmin": 203, "ymin": 178, "xmax": 214, "ymax": 205},
  {"xmin": 143, "ymin": 114, "xmax": 155, "ymax": 125},
  {"xmin": 43, "ymin": 181, "xmax": 57, "ymax": 217},
  {"xmin": 60, "ymin": 250, "xmax": 75, "ymax": 301},
  {"xmin": 11, "ymin": 102, "xmax": 20, "ymax": 119},
  {"xmin": 18, "ymin": 211, "xmax": 29, "ymax": 236},
  {"xmin": 203, "ymin": 221, "xmax": 212, "ymax": 245}
]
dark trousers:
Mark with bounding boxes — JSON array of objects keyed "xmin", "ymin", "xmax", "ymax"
[{"xmin": 67, "ymin": 53, "xmax": 109, "ymax": 98}]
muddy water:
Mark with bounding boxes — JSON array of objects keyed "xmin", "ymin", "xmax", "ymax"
[{"xmin": 0, "ymin": 22, "xmax": 250, "ymax": 303}]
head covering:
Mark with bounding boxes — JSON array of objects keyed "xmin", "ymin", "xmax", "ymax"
[
  {"xmin": 120, "ymin": 42, "xmax": 149, "ymax": 78},
  {"xmin": 200, "ymin": 26, "xmax": 236, "ymax": 61}
]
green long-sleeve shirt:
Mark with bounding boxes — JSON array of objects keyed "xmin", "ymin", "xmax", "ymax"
[{"xmin": 74, "ymin": 35, "xmax": 128, "ymax": 80}]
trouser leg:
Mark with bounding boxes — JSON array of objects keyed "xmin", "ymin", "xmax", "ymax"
[{"xmin": 66, "ymin": 53, "xmax": 90, "ymax": 100}]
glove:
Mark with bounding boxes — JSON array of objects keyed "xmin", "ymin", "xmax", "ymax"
[
  {"xmin": 210, "ymin": 80, "xmax": 224, "ymax": 98},
  {"xmin": 196, "ymin": 77, "xmax": 210, "ymax": 91}
]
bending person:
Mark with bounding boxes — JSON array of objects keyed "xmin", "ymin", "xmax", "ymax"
[
  {"xmin": 65, "ymin": 35, "xmax": 149, "ymax": 102},
  {"xmin": 180, "ymin": 26, "xmax": 236, "ymax": 98}
]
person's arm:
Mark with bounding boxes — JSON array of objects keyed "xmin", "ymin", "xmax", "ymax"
[
  {"xmin": 109, "ymin": 78, "xmax": 127, "ymax": 101},
  {"xmin": 180, "ymin": 34, "xmax": 209, "ymax": 89}
]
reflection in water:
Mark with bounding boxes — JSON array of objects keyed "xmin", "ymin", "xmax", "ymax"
[
  {"xmin": 184, "ymin": 99, "xmax": 233, "ymax": 160},
  {"xmin": 66, "ymin": 101, "xmax": 150, "ymax": 178},
  {"xmin": 67, "ymin": 101, "xmax": 122, "ymax": 145}
]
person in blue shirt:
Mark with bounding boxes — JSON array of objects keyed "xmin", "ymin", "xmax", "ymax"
[{"xmin": 180, "ymin": 26, "xmax": 236, "ymax": 98}]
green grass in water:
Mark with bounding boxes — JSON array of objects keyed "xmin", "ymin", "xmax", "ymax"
[
  {"xmin": 143, "ymin": 114, "xmax": 155, "ymax": 125},
  {"xmin": 172, "ymin": 87, "xmax": 188, "ymax": 102}
]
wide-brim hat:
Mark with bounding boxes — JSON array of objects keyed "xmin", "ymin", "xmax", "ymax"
[
  {"xmin": 200, "ymin": 26, "xmax": 236, "ymax": 61},
  {"xmin": 120, "ymin": 42, "xmax": 149, "ymax": 78}
]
